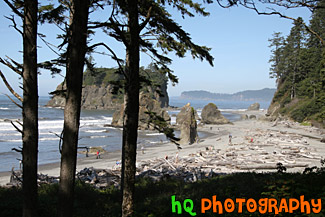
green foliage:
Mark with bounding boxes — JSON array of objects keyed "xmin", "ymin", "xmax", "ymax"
[
  {"xmin": 82, "ymin": 64, "xmax": 168, "ymax": 98},
  {"xmin": 268, "ymin": 3, "xmax": 325, "ymax": 127},
  {"xmin": 2, "ymin": 170, "xmax": 325, "ymax": 217}
]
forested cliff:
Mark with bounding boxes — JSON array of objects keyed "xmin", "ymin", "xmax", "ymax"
[
  {"xmin": 267, "ymin": 1, "xmax": 325, "ymax": 127},
  {"xmin": 47, "ymin": 64, "xmax": 169, "ymax": 109}
]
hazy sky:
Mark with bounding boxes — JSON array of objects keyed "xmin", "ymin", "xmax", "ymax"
[{"xmin": 0, "ymin": 2, "xmax": 311, "ymax": 97}]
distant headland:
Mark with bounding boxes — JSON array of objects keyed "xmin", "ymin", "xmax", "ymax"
[{"xmin": 179, "ymin": 88, "xmax": 276, "ymax": 102}]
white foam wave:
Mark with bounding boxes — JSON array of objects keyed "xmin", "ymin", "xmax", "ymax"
[
  {"xmin": 219, "ymin": 109, "xmax": 246, "ymax": 112},
  {"xmin": 149, "ymin": 141, "xmax": 162, "ymax": 144},
  {"xmin": 146, "ymin": 133, "xmax": 164, "ymax": 136},
  {"xmin": 90, "ymin": 135, "xmax": 107, "ymax": 139},
  {"xmin": 170, "ymin": 117, "xmax": 176, "ymax": 125},
  {"xmin": 0, "ymin": 107, "xmax": 9, "ymax": 110},
  {"xmin": 85, "ymin": 129, "xmax": 107, "ymax": 133},
  {"xmin": 39, "ymin": 137, "xmax": 59, "ymax": 141}
]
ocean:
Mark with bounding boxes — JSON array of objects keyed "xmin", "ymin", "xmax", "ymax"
[{"xmin": 0, "ymin": 95, "xmax": 270, "ymax": 172}]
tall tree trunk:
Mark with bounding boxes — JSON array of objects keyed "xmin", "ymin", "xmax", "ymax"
[
  {"xmin": 58, "ymin": 1, "xmax": 90, "ymax": 217},
  {"xmin": 121, "ymin": 1, "xmax": 140, "ymax": 216},
  {"xmin": 22, "ymin": 1, "xmax": 38, "ymax": 217}
]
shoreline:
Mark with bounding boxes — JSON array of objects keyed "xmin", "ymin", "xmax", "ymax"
[{"xmin": 1, "ymin": 109, "xmax": 324, "ymax": 186}]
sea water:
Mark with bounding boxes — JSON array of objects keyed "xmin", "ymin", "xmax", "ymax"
[{"xmin": 0, "ymin": 95, "xmax": 270, "ymax": 172}]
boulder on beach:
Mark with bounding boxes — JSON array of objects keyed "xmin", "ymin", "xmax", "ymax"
[
  {"xmin": 177, "ymin": 104, "xmax": 198, "ymax": 145},
  {"xmin": 240, "ymin": 114, "xmax": 248, "ymax": 120},
  {"xmin": 111, "ymin": 92, "xmax": 170, "ymax": 130},
  {"xmin": 247, "ymin": 102, "xmax": 260, "ymax": 111},
  {"xmin": 201, "ymin": 103, "xmax": 230, "ymax": 124},
  {"xmin": 249, "ymin": 115, "xmax": 257, "ymax": 120}
]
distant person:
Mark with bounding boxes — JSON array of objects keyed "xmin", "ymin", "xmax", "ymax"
[
  {"xmin": 175, "ymin": 152, "xmax": 179, "ymax": 163},
  {"xmin": 229, "ymin": 134, "xmax": 232, "ymax": 144},
  {"xmin": 141, "ymin": 145, "xmax": 145, "ymax": 154},
  {"xmin": 96, "ymin": 150, "xmax": 100, "ymax": 159}
]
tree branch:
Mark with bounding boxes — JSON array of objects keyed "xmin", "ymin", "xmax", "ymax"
[
  {"xmin": 5, "ymin": 15, "xmax": 23, "ymax": 35},
  {"xmin": 109, "ymin": 17, "xmax": 129, "ymax": 47},
  {"xmin": 11, "ymin": 121, "xmax": 23, "ymax": 134},
  {"xmin": 88, "ymin": 42, "xmax": 127, "ymax": 78},
  {"xmin": 0, "ymin": 69, "xmax": 23, "ymax": 102},
  {"xmin": 3, "ymin": 0, "xmax": 23, "ymax": 18},
  {"xmin": 0, "ymin": 57, "xmax": 23, "ymax": 76},
  {"xmin": 139, "ymin": 6, "xmax": 152, "ymax": 32},
  {"xmin": 4, "ymin": 94, "xmax": 22, "ymax": 108},
  {"xmin": 241, "ymin": 1, "xmax": 325, "ymax": 46}
]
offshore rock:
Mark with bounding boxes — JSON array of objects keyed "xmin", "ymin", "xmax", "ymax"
[
  {"xmin": 201, "ymin": 103, "xmax": 230, "ymax": 125},
  {"xmin": 247, "ymin": 102, "xmax": 260, "ymax": 111},
  {"xmin": 176, "ymin": 104, "xmax": 198, "ymax": 145},
  {"xmin": 111, "ymin": 93, "xmax": 170, "ymax": 130}
]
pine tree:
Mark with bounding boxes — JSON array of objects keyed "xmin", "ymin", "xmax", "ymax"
[
  {"xmin": 57, "ymin": 1, "xmax": 91, "ymax": 217},
  {"xmin": 97, "ymin": 1, "xmax": 214, "ymax": 216}
]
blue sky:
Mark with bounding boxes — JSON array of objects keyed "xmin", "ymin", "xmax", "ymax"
[{"xmin": 0, "ymin": 2, "xmax": 311, "ymax": 97}]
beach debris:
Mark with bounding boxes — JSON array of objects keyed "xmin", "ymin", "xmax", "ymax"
[{"xmin": 6, "ymin": 120, "xmax": 323, "ymax": 189}]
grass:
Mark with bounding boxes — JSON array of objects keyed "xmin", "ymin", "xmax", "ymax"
[{"xmin": 1, "ymin": 170, "xmax": 325, "ymax": 217}]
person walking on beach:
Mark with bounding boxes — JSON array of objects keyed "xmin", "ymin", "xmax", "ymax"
[
  {"xmin": 229, "ymin": 134, "xmax": 232, "ymax": 144},
  {"xmin": 96, "ymin": 150, "xmax": 100, "ymax": 159}
]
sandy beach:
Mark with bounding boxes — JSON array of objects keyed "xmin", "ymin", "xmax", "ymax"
[{"xmin": 1, "ymin": 109, "xmax": 324, "ymax": 186}]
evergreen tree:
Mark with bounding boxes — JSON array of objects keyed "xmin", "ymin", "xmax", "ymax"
[
  {"xmin": 95, "ymin": 1, "xmax": 214, "ymax": 216},
  {"xmin": 57, "ymin": 1, "xmax": 91, "ymax": 217},
  {"xmin": 268, "ymin": 32, "xmax": 285, "ymax": 83},
  {"xmin": 268, "ymin": 2, "xmax": 325, "ymax": 125}
]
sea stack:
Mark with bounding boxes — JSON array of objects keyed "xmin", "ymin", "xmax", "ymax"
[
  {"xmin": 177, "ymin": 103, "xmax": 198, "ymax": 145},
  {"xmin": 201, "ymin": 103, "xmax": 230, "ymax": 124}
]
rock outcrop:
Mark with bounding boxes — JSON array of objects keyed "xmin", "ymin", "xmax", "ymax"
[
  {"xmin": 46, "ymin": 83, "xmax": 124, "ymax": 110},
  {"xmin": 111, "ymin": 93, "xmax": 170, "ymax": 130},
  {"xmin": 201, "ymin": 103, "xmax": 230, "ymax": 124},
  {"xmin": 247, "ymin": 102, "xmax": 260, "ymax": 111},
  {"xmin": 240, "ymin": 114, "xmax": 248, "ymax": 120},
  {"xmin": 46, "ymin": 66, "xmax": 169, "ymax": 110},
  {"xmin": 176, "ymin": 104, "xmax": 198, "ymax": 144}
]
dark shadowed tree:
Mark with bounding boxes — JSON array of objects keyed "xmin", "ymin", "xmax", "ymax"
[
  {"xmin": 93, "ymin": 1, "xmax": 214, "ymax": 216},
  {"xmin": 22, "ymin": 1, "xmax": 39, "ymax": 216},
  {"xmin": 2, "ymin": 0, "xmax": 39, "ymax": 216},
  {"xmin": 57, "ymin": 1, "xmax": 90, "ymax": 217}
]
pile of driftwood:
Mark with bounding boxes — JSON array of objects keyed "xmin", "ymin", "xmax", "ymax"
[
  {"xmin": 7, "ymin": 129, "xmax": 322, "ymax": 188},
  {"xmin": 7, "ymin": 170, "xmax": 60, "ymax": 187}
]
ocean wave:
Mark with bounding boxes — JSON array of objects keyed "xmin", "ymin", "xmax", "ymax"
[
  {"xmin": 84, "ymin": 129, "xmax": 107, "ymax": 133},
  {"xmin": 146, "ymin": 133, "xmax": 164, "ymax": 136},
  {"xmin": 89, "ymin": 135, "xmax": 107, "ymax": 139},
  {"xmin": 220, "ymin": 109, "xmax": 246, "ymax": 112},
  {"xmin": 0, "ymin": 107, "xmax": 9, "ymax": 110},
  {"xmin": 149, "ymin": 141, "xmax": 163, "ymax": 144},
  {"xmin": 39, "ymin": 137, "xmax": 59, "ymax": 141}
]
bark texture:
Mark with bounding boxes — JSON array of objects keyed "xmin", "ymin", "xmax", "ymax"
[
  {"xmin": 22, "ymin": 1, "xmax": 38, "ymax": 216},
  {"xmin": 58, "ymin": 1, "xmax": 90, "ymax": 217},
  {"xmin": 121, "ymin": 0, "xmax": 140, "ymax": 216}
]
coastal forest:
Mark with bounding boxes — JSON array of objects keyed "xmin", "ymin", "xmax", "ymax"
[{"xmin": 268, "ymin": 1, "xmax": 325, "ymax": 127}]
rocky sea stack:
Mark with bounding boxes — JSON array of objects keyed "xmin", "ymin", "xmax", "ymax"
[
  {"xmin": 46, "ymin": 65, "xmax": 169, "ymax": 110},
  {"xmin": 201, "ymin": 103, "xmax": 230, "ymax": 125},
  {"xmin": 176, "ymin": 103, "xmax": 198, "ymax": 144}
]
